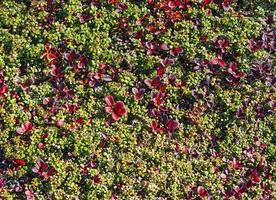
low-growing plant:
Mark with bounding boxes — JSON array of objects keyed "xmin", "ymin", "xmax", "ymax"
[{"xmin": 0, "ymin": 0, "xmax": 275, "ymax": 199}]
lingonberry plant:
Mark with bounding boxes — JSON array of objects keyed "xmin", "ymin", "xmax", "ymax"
[{"xmin": 0, "ymin": 0, "xmax": 275, "ymax": 199}]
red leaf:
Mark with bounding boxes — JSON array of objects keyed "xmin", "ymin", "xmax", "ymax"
[
  {"xmin": 166, "ymin": 119, "xmax": 179, "ymax": 133},
  {"xmin": 14, "ymin": 159, "xmax": 26, "ymax": 166},
  {"xmin": 0, "ymin": 84, "xmax": 8, "ymax": 95},
  {"xmin": 104, "ymin": 95, "xmax": 115, "ymax": 106},
  {"xmin": 110, "ymin": 193, "xmax": 117, "ymax": 200},
  {"xmin": 161, "ymin": 58, "xmax": 174, "ymax": 66},
  {"xmin": 105, "ymin": 95, "xmax": 127, "ymax": 121},
  {"xmin": 92, "ymin": 174, "xmax": 101, "ymax": 184},
  {"xmin": 201, "ymin": 0, "xmax": 212, "ymax": 6},
  {"xmin": 17, "ymin": 122, "xmax": 33, "ymax": 135},
  {"xmin": 108, "ymin": 0, "xmax": 119, "ymax": 5},
  {"xmin": 170, "ymin": 47, "xmax": 183, "ymax": 56},
  {"xmin": 250, "ymin": 170, "xmax": 259, "ymax": 184},
  {"xmin": 114, "ymin": 101, "xmax": 127, "ymax": 116},
  {"xmin": 222, "ymin": 0, "xmax": 232, "ymax": 11},
  {"xmin": 132, "ymin": 87, "xmax": 145, "ymax": 101},
  {"xmin": 157, "ymin": 67, "xmax": 166, "ymax": 77},
  {"xmin": 210, "ymin": 57, "xmax": 226, "ymax": 67},
  {"xmin": 197, "ymin": 186, "xmax": 207, "ymax": 198}
]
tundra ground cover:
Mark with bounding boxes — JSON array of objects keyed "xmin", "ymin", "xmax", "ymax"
[{"xmin": 0, "ymin": 0, "xmax": 275, "ymax": 199}]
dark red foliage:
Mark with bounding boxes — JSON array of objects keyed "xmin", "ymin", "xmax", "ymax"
[
  {"xmin": 98, "ymin": 133, "xmax": 109, "ymax": 149},
  {"xmin": 227, "ymin": 62, "xmax": 244, "ymax": 78},
  {"xmin": 94, "ymin": 63, "xmax": 119, "ymax": 82},
  {"xmin": 64, "ymin": 49, "xmax": 79, "ymax": 63},
  {"xmin": 91, "ymin": 174, "xmax": 101, "ymax": 184},
  {"xmin": 65, "ymin": 103, "xmax": 79, "ymax": 113},
  {"xmin": 201, "ymin": 0, "xmax": 212, "ymax": 7},
  {"xmin": 209, "ymin": 57, "xmax": 225, "ymax": 68},
  {"xmin": 11, "ymin": 91, "xmax": 19, "ymax": 101},
  {"xmin": 104, "ymin": 95, "xmax": 127, "ymax": 121},
  {"xmin": 108, "ymin": 0, "xmax": 119, "ymax": 5},
  {"xmin": 261, "ymin": 28, "xmax": 275, "ymax": 52},
  {"xmin": 145, "ymin": 76, "xmax": 167, "ymax": 91},
  {"xmin": 136, "ymin": 14, "xmax": 150, "ymax": 26},
  {"xmin": 51, "ymin": 65, "xmax": 64, "ymax": 78},
  {"xmin": 168, "ymin": 73, "xmax": 176, "ymax": 85},
  {"xmin": 215, "ymin": 37, "xmax": 229, "ymax": 54},
  {"xmin": 166, "ymin": 119, "xmax": 179, "ymax": 138},
  {"xmin": 174, "ymin": 142, "xmax": 181, "ymax": 154},
  {"xmin": 248, "ymin": 59, "xmax": 274, "ymax": 86},
  {"xmin": 250, "ymin": 169, "xmax": 260, "ymax": 184},
  {"xmin": 256, "ymin": 160, "xmax": 266, "ymax": 171},
  {"xmin": 156, "ymin": 66, "xmax": 166, "ymax": 77},
  {"xmin": 145, "ymin": 76, "xmax": 161, "ymax": 89},
  {"xmin": 150, "ymin": 121, "xmax": 165, "ymax": 134},
  {"xmin": 32, "ymin": 160, "xmax": 55, "ymax": 180},
  {"xmin": 161, "ymin": 58, "xmax": 174, "ymax": 67},
  {"xmin": 116, "ymin": 3, "xmax": 128, "ymax": 12},
  {"xmin": 41, "ymin": 43, "xmax": 61, "ymax": 66},
  {"xmin": 14, "ymin": 159, "xmax": 26, "ymax": 167},
  {"xmin": 143, "ymin": 41, "xmax": 158, "ymax": 55},
  {"xmin": 223, "ymin": 187, "xmax": 234, "ymax": 198},
  {"xmin": 132, "ymin": 87, "xmax": 145, "ymax": 101},
  {"xmin": 235, "ymin": 107, "xmax": 246, "ymax": 119},
  {"xmin": 226, "ymin": 62, "xmax": 244, "ymax": 84},
  {"xmin": 266, "ymin": 15, "xmax": 274, "ymax": 25},
  {"xmin": 0, "ymin": 178, "xmax": 5, "ymax": 192},
  {"xmin": 262, "ymin": 182, "xmax": 273, "ymax": 193},
  {"xmin": 222, "ymin": 0, "xmax": 233, "ymax": 11},
  {"xmin": 75, "ymin": 117, "xmax": 84, "ymax": 124},
  {"xmin": 133, "ymin": 30, "xmax": 143, "ymax": 39},
  {"xmin": 77, "ymin": 13, "xmax": 92, "ymax": 23},
  {"xmin": 168, "ymin": 11, "xmax": 184, "ymax": 22},
  {"xmin": 76, "ymin": 54, "xmax": 88, "ymax": 71},
  {"xmin": 0, "ymin": 83, "xmax": 8, "ymax": 96},
  {"xmin": 197, "ymin": 186, "xmax": 207, "ymax": 198},
  {"xmin": 170, "ymin": 47, "xmax": 183, "ymax": 56},
  {"xmin": 231, "ymin": 157, "xmax": 242, "ymax": 170},
  {"xmin": 256, "ymin": 103, "xmax": 266, "ymax": 119},
  {"xmin": 234, "ymin": 184, "xmax": 247, "ymax": 199},
  {"xmin": 167, "ymin": 0, "xmax": 187, "ymax": 9},
  {"xmin": 151, "ymin": 91, "xmax": 165, "ymax": 107},
  {"xmin": 247, "ymin": 39, "xmax": 261, "ymax": 53},
  {"xmin": 16, "ymin": 122, "xmax": 33, "ymax": 135},
  {"xmin": 80, "ymin": 164, "xmax": 88, "ymax": 175}
]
